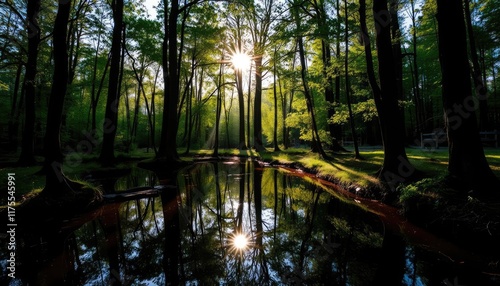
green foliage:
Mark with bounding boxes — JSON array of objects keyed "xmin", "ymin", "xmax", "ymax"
[
  {"xmin": 398, "ymin": 177, "xmax": 446, "ymax": 203},
  {"xmin": 0, "ymin": 80, "xmax": 8, "ymax": 91}
]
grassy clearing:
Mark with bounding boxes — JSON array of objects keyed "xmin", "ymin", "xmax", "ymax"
[{"xmin": 187, "ymin": 146, "xmax": 500, "ymax": 190}]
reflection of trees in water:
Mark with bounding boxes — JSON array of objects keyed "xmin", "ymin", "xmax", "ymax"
[{"xmin": 10, "ymin": 161, "xmax": 467, "ymax": 285}]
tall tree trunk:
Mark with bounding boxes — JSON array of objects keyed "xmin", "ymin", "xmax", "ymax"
[
  {"xmin": 100, "ymin": 0, "xmax": 124, "ymax": 166},
  {"xmin": 409, "ymin": 0, "xmax": 424, "ymax": 134},
  {"xmin": 158, "ymin": 0, "xmax": 182, "ymax": 161},
  {"xmin": 278, "ymin": 67, "xmax": 289, "ymax": 149},
  {"xmin": 246, "ymin": 64, "xmax": 252, "ymax": 148},
  {"xmin": 233, "ymin": 18, "xmax": 247, "ymax": 150},
  {"xmin": 253, "ymin": 55, "xmax": 265, "ymax": 151},
  {"xmin": 90, "ymin": 27, "xmax": 103, "ymax": 132},
  {"xmin": 315, "ymin": 0, "xmax": 344, "ymax": 151},
  {"xmin": 213, "ymin": 55, "xmax": 224, "ymax": 157},
  {"xmin": 463, "ymin": 0, "xmax": 490, "ymax": 131},
  {"xmin": 8, "ymin": 63, "xmax": 23, "ymax": 150},
  {"xmin": 250, "ymin": 0, "xmax": 272, "ymax": 152},
  {"xmin": 344, "ymin": 0, "xmax": 361, "ymax": 158},
  {"xmin": 334, "ymin": 0, "xmax": 343, "ymax": 144},
  {"xmin": 273, "ymin": 47, "xmax": 281, "ymax": 152},
  {"xmin": 359, "ymin": 0, "xmax": 416, "ymax": 188},
  {"xmin": 293, "ymin": 1, "xmax": 327, "ymax": 158},
  {"xmin": 43, "ymin": 0, "xmax": 71, "ymax": 192},
  {"xmin": 18, "ymin": 0, "xmax": 41, "ymax": 165},
  {"xmin": 436, "ymin": 0, "xmax": 499, "ymax": 190},
  {"xmin": 390, "ymin": 0, "xmax": 405, "ymax": 138}
]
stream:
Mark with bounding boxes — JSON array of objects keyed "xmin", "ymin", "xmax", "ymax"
[{"xmin": 1, "ymin": 159, "xmax": 499, "ymax": 285}]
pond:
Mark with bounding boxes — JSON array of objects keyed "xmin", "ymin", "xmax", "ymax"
[{"xmin": 2, "ymin": 160, "xmax": 500, "ymax": 285}]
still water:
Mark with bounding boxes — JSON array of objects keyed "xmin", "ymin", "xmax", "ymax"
[{"xmin": 2, "ymin": 160, "xmax": 500, "ymax": 285}]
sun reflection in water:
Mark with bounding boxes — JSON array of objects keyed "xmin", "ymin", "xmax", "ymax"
[{"xmin": 229, "ymin": 232, "xmax": 251, "ymax": 254}]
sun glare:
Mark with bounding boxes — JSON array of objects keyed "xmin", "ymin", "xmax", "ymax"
[
  {"xmin": 230, "ymin": 52, "xmax": 251, "ymax": 71},
  {"xmin": 233, "ymin": 234, "xmax": 248, "ymax": 249},
  {"xmin": 229, "ymin": 232, "xmax": 251, "ymax": 254}
]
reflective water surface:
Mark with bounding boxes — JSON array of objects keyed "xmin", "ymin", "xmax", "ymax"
[{"xmin": 2, "ymin": 160, "xmax": 500, "ymax": 285}]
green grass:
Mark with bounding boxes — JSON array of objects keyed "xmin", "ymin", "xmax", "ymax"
[
  {"xmin": 2, "ymin": 146, "xmax": 499, "ymax": 204},
  {"xmin": 190, "ymin": 146, "xmax": 500, "ymax": 190}
]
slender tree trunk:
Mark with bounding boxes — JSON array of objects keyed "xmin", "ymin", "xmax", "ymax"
[
  {"xmin": 214, "ymin": 55, "xmax": 225, "ymax": 157},
  {"xmin": 278, "ymin": 68, "xmax": 288, "ymax": 149},
  {"xmin": 8, "ymin": 63, "xmax": 23, "ymax": 149},
  {"xmin": 436, "ymin": 0, "xmax": 499, "ymax": 189},
  {"xmin": 246, "ymin": 64, "xmax": 252, "ymax": 148},
  {"xmin": 253, "ymin": 56, "xmax": 265, "ymax": 151},
  {"xmin": 316, "ymin": 0, "xmax": 344, "ymax": 151},
  {"xmin": 334, "ymin": 0, "xmax": 342, "ymax": 144},
  {"xmin": 100, "ymin": 0, "xmax": 124, "ymax": 166},
  {"xmin": 463, "ymin": 0, "xmax": 489, "ymax": 131},
  {"xmin": 390, "ymin": 0, "xmax": 405, "ymax": 138},
  {"xmin": 90, "ymin": 29, "xmax": 103, "ymax": 131},
  {"xmin": 43, "ymin": 0, "xmax": 71, "ymax": 192},
  {"xmin": 409, "ymin": 0, "xmax": 424, "ymax": 134},
  {"xmin": 224, "ymin": 89, "xmax": 235, "ymax": 148},
  {"xmin": 233, "ymin": 19, "xmax": 247, "ymax": 150},
  {"xmin": 344, "ymin": 0, "xmax": 361, "ymax": 158},
  {"xmin": 273, "ymin": 47, "xmax": 281, "ymax": 152},
  {"xmin": 18, "ymin": 0, "xmax": 41, "ymax": 165},
  {"xmin": 293, "ymin": 1, "xmax": 327, "ymax": 158},
  {"xmin": 236, "ymin": 67, "xmax": 247, "ymax": 149}
]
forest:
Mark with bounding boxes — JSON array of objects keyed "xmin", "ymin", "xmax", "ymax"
[
  {"xmin": 1, "ymin": 0, "xmax": 500, "ymax": 284},
  {"xmin": 1, "ymin": 0, "xmax": 500, "ymax": 184}
]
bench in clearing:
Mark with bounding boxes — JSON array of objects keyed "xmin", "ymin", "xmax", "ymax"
[
  {"xmin": 421, "ymin": 130, "xmax": 498, "ymax": 148},
  {"xmin": 342, "ymin": 137, "xmax": 362, "ymax": 146},
  {"xmin": 420, "ymin": 132, "xmax": 446, "ymax": 149},
  {"xmin": 480, "ymin": 130, "xmax": 499, "ymax": 147}
]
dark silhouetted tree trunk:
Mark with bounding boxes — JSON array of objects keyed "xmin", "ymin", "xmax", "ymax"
[
  {"xmin": 436, "ymin": 0, "xmax": 499, "ymax": 190},
  {"xmin": 213, "ymin": 55, "xmax": 224, "ymax": 157},
  {"xmin": 43, "ymin": 0, "xmax": 71, "ymax": 192},
  {"xmin": 158, "ymin": 0, "xmax": 182, "ymax": 161},
  {"xmin": 18, "ymin": 0, "xmax": 41, "ymax": 165},
  {"xmin": 100, "ymin": 0, "xmax": 124, "ymax": 166},
  {"xmin": 8, "ymin": 63, "xmax": 23, "ymax": 150},
  {"xmin": 409, "ymin": 0, "xmax": 424, "ymax": 134},
  {"xmin": 359, "ymin": 0, "xmax": 416, "ymax": 188},
  {"xmin": 463, "ymin": 0, "xmax": 490, "ymax": 131}
]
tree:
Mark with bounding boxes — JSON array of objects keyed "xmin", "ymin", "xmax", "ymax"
[
  {"xmin": 291, "ymin": 0, "xmax": 327, "ymax": 157},
  {"xmin": 359, "ymin": 0, "xmax": 416, "ymax": 187},
  {"xmin": 157, "ymin": 0, "xmax": 201, "ymax": 161},
  {"xmin": 436, "ymin": 0, "xmax": 499, "ymax": 190},
  {"xmin": 248, "ymin": 0, "xmax": 274, "ymax": 151},
  {"xmin": 18, "ymin": 0, "xmax": 41, "ymax": 165},
  {"xmin": 100, "ymin": 0, "xmax": 124, "ymax": 166},
  {"xmin": 226, "ymin": 2, "xmax": 248, "ymax": 150},
  {"xmin": 311, "ymin": 0, "xmax": 345, "ymax": 151},
  {"xmin": 463, "ymin": 0, "xmax": 490, "ymax": 131},
  {"xmin": 43, "ymin": 0, "xmax": 72, "ymax": 191},
  {"xmin": 343, "ymin": 0, "xmax": 360, "ymax": 159}
]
